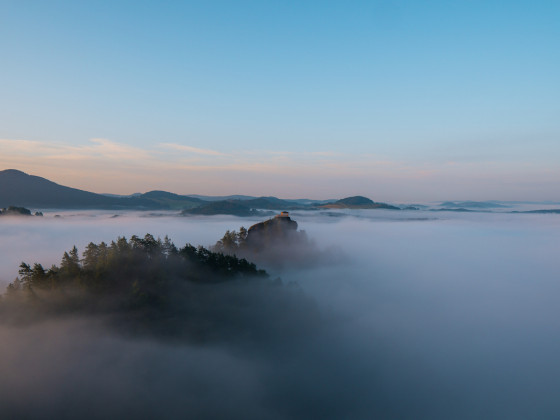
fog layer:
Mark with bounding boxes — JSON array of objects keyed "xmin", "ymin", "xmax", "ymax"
[{"xmin": 1, "ymin": 210, "xmax": 560, "ymax": 419}]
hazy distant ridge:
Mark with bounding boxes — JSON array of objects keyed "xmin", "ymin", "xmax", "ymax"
[
  {"xmin": 0, "ymin": 170, "xmax": 398, "ymax": 214},
  {"xmin": 0, "ymin": 170, "xmax": 198, "ymax": 210}
]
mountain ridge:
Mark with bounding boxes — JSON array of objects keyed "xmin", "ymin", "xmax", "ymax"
[
  {"xmin": 0, "ymin": 169, "xmax": 166, "ymax": 209},
  {"xmin": 0, "ymin": 169, "xmax": 400, "ymax": 214}
]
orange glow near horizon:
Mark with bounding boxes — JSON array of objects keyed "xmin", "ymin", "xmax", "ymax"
[{"xmin": 1, "ymin": 138, "xmax": 558, "ymax": 202}]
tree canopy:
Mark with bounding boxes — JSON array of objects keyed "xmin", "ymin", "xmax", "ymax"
[{"xmin": 4, "ymin": 234, "xmax": 267, "ymax": 317}]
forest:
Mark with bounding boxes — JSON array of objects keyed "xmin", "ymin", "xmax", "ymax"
[{"xmin": 0, "ymin": 234, "xmax": 315, "ymax": 343}]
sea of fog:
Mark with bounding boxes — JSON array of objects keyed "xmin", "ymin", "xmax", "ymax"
[{"xmin": 1, "ymin": 209, "xmax": 560, "ymax": 419}]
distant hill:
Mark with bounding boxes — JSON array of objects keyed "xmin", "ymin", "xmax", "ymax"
[
  {"xmin": 336, "ymin": 196, "xmax": 374, "ymax": 206},
  {"xmin": 439, "ymin": 201, "xmax": 509, "ymax": 209},
  {"xmin": 182, "ymin": 200, "xmax": 261, "ymax": 216},
  {"xmin": 101, "ymin": 193, "xmax": 143, "ymax": 198},
  {"xmin": 186, "ymin": 195, "xmax": 305, "ymax": 211},
  {"xmin": 243, "ymin": 196, "xmax": 301, "ymax": 210},
  {"xmin": 0, "ymin": 169, "xmax": 401, "ymax": 213},
  {"xmin": 186, "ymin": 194, "xmax": 257, "ymax": 201},
  {"xmin": 137, "ymin": 191, "xmax": 202, "ymax": 209},
  {"xmin": 512, "ymin": 209, "xmax": 560, "ymax": 214},
  {"xmin": 0, "ymin": 170, "xmax": 193, "ymax": 210},
  {"xmin": 319, "ymin": 196, "xmax": 400, "ymax": 210},
  {"xmin": 286, "ymin": 198, "xmax": 335, "ymax": 205},
  {"xmin": 184, "ymin": 195, "xmax": 334, "ymax": 205},
  {"xmin": 181, "ymin": 196, "xmax": 303, "ymax": 216},
  {"xmin": 430, "ymin": 208, "xmax": 474, "ymax": 213}
]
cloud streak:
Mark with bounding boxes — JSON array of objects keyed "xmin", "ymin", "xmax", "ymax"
[{"xmin": 159, "ymin": 142, "xmax": 225, "ymax": 156}]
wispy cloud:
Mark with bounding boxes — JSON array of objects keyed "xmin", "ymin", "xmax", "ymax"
[
  {"xmin": 159, "ymin": 143, "xmax": 225, "ymax": 156},
  {"xmin": 0, "ymin": 138, "xmax": 406, "ymax": 196},
  {"xmin": 1, "ymin": 137, "xmax": 556, "ymax": 200},
  {"xmin": 0, "ymin": 138, "xmax": 153, "ymax": 162}
]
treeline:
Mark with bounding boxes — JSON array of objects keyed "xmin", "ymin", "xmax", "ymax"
[
  {"xmin": 211, "ymin": 222, "xmax": 316, "ymax": 271},
  {"xmin": 3, "ymin": 234, "xmax": 267, "ymax": 314},
  {"xmin": 0, "ymin": 233, "xmax": 322, "ymax": 345},
  {"xmin": 212, "ymin": 227, "xmax": 248, "ymax": 254},
  {"xmin": 0, "ymin": 206, "xmax": 42, "ymax": 216}
]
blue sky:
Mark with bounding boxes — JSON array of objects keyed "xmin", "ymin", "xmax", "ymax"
[{"xmin": 1, "ymin": 0, "xmax": 558, "ymax": 200}]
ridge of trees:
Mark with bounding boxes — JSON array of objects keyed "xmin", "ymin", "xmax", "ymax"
[
  {"xmin": 0, "ymin": 231, "xmax": 322, "ymax": 345},
  {"xmin": 212, "ymin": 227, "xmax": 249, "ymax": 254},
  {"xmin": 0, "ymin": 206, "xmax": 43, "ymax": 216},
  {"xmin": 3, "ymin": 234, "xmax": 267, "ymax": 315}
]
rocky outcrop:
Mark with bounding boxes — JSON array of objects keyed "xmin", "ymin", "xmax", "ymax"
[
  {"xmin": 246, "ymin": 215, "xmax": 298, "ymax": 248},
  {"xmin": 214, "ymin": 212, "xmax": 337, "ymax": 271}
]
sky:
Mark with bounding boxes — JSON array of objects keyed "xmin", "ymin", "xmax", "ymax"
[{"xmin": 1, "ymin": 0, "xmax": 558, "ymax": 201}]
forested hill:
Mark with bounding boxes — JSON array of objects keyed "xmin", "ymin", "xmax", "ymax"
[
  {"xmin": 318, "ymin": 196, "xmax": 400, "ymax": 209},
  {"xmin": 5, "ymin": 234, "xmax": 266, "ymax": 303},
  {"xmin": 0, "ymin": 234, "xmax": 275, "ymax": 340}
]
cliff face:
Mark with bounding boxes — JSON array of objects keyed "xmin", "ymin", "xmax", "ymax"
[
  {"xmin": 246, "ymin": 216, "xmax": 298, "ymax": 248},
  {"xmin": 214, "ymin": 213, "xmax": 330, "ymax": 271}
]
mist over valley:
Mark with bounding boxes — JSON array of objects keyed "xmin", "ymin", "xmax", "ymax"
[
  {"xmin": 3, "ymin": 0, "xmax": 559, "ymax": 416},
  {"xmin": 1, "ymin": 208, "xmax": 559, "ymax": 419}
]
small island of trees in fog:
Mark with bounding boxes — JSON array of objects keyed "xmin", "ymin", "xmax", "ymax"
[{"xmin": 0, "ymin": 217, "xmax": 319, "ymax": 343}]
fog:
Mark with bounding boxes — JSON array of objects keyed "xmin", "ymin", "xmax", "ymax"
[{"xmin": 1, "ymin": 210, "xmax": 560, "ymax": 419}]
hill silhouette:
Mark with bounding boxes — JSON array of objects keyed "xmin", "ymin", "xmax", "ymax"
[
  {"xmin": 182, "ymin": 197, "xmax": 301, "ymax": 216},
  {"xmin": 0, "ymin": 170, "xmax": 162, "ymax": 209},
  {"xmin": 319, "ymin": 195, "xmax": 400, "ymax": 209},
  {"xmin": 0, "ymin": 170, "xmax": 402, "ymax": 213},
  {"xmin": 137, "ymin": 190, "xmax": 202, "ymax": 209},
  {"xmin": 440, "ymin": 201, "xmax": 508, "ymax": 209},
  {"xmin": 182, "ymin": 200, "xmax": 260, "ymax": 216},
  {"xmin": 0, "ymin": 170, "xmax": 310, "ymax": 212}
]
